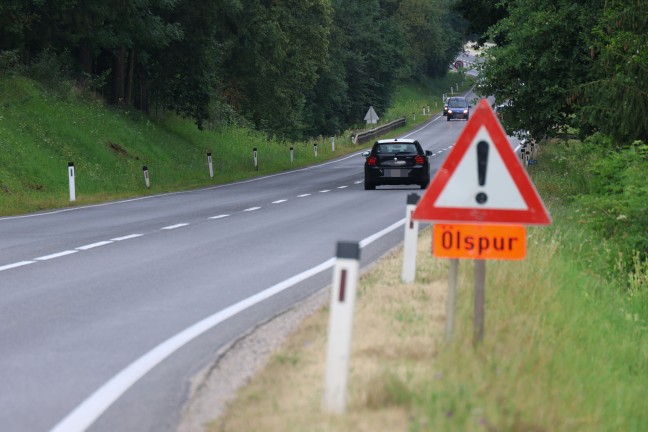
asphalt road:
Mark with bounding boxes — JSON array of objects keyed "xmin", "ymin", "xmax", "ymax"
[{"xmin": 0, "ymin": 91, "xmax": 522, "ymax": 432}]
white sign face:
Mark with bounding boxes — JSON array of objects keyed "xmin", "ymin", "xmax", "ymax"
[
  {"xmin": 364, "ymin": 106, "xmax": 379, "ymax": 124},
  {"xmin": 434, "ymin": 126, "xmax": 527, "ymax": 210}
]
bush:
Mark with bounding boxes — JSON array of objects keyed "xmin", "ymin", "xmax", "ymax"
[{"xmin": 0, "ymin": 50, "xmax": 21, "ymax": 75}]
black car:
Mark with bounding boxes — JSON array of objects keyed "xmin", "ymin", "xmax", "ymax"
[
  {"xmin": 362, "ymin": 139, "xmax": 432, "ymax": 190},
  {"xmin": 446, "ymin": 96, "xmax": 470, "ymax": 121}
]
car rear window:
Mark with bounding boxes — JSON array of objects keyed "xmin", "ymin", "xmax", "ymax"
[
  {"xmin": 448, "ymin": 98, "xmax": 467, "ymax": 108},
  {"xmin": 376, "ymin": 143, "xmax": 418, "ymax": 154}
]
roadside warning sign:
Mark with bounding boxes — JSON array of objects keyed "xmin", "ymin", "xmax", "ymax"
[
  {"xmin": 413, "ymin": 99, "xmax": 550, "ymax": 225},
  {"xmin": 433, "ymin": 224, "xmax": 526, "ymax": 260}
]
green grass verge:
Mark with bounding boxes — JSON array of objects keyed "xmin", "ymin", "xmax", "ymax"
[{"xmin": 0, "ymin": 73, "xmax": 472, "ymax": 216}]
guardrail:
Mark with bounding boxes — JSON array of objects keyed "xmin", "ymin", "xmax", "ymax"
[{"xmin": 352, "ymin": 117, "xmax": 406, "ymax": 145}]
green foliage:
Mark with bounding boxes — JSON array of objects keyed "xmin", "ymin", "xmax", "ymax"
[
  {"xmin": 0, "ymin": 0, "xmax": 466, "ymax": 139},
  {"xmin": 415, "ymin": 139, "xmax": 648, "ymax": 432},
  {"xmin": 573, "ymin": 136, "xmax": 648, "ymax": 266},
  {"xmin": 460, "ymin": 0, "xmax": 647, "ymax": 145},
  {"xmin": 577, "ymin": 0, "xmax": 648, "ymax": 143},
  {"xmin": 476, "ymin": 0, "xmax": 600, "ymax": 140}
]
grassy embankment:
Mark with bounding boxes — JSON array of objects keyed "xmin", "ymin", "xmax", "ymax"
[
  {"xmin": 0, "ymin": 73, "xmax": 470, "ymax": 216},
  {"xmin": 213, "ymin": 144, "xmax": 648, "ymax": 429}
]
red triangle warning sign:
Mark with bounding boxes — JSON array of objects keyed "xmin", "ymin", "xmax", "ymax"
[{"xmin": 413, "ymin": 99, "xmax": 550, "ymax": 225}]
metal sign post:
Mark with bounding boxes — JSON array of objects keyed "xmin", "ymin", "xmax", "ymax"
[
  {"xmin": 474, "ymin": 260, "xmax": 486, "ymax": 344},
  {"xmin": 445, "ymin": 259, "xmax": 459, "ymax": 341}
]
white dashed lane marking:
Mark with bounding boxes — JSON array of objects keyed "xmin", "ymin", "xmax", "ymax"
[
  {"xmin": 112, "ymin": 234, "xmax": 143, "ymax": 241},
  {"xmin": 161, "ymin": 223, "xmax": 189, "ymax": 230},
  {"xmin": 35, "ymin": 250, "xmax": 78, "ymax": 261},
  {"xmin": 3, "ymin": 182, "xmax": 359, "ymax": 273},
  {"xmin": 76, "ymin": 241, "xmax": 113, "ymax": 251}
]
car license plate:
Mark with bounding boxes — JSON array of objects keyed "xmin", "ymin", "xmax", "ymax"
[{"xmin": 385, "ymin": 169, "xmax": 405, "ymax": 177}]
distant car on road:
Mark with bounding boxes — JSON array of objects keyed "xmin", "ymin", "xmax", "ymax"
[
  {"xmin": 446, "ymin": 97, "xmax": 470, "ymax": 121},
  {"xmin": 362, "ymin": 139, "xmax": 432, "ymax": 190}
]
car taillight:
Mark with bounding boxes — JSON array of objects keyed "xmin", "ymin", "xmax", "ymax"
[
  {"xmin": 367, "ymin": 155, "xmax": 378, "ymax": 166},
  {"xmin": 415, "ymin": 155, "xmax": 425, "ymax": 164}
]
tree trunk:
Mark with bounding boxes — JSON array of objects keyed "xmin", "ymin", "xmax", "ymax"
[
  {"xmin": 112, "ymin": 48, "xmax": 126, "ymax": 105},
  {"xmin": 125, "ymin": 48, "xmax": 136, "ymax": 106}
]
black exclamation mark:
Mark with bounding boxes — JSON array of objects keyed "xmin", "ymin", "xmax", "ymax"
[{"xmin": 476, "ymin": 140, "xmax": 489, "ymax": 204}]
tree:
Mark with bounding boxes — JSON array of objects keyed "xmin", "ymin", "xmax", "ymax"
[
  {"xmin": 213, "ymin": 0, "xmax": 331, "ymax": 139},
  {"xmin": 476, "ymin": 0, "xmax": 603, "ymax": 140},
  {"xmin": 577, "ymin": 0, "xmax": 648, "ymax": 144}
]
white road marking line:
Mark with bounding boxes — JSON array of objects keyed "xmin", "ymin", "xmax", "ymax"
[
  {"xmin": 35, "ymin": 250, "xmax": 78, "ymax": 261},
  {"xmin": 111, "ymin": 234, "xmax": 143, "ymax": 241},
  {"xmin": 272, "ymin": 200, "xmax": 287, "ymax": 204},
  {"xmin": 337, "ymin": 186, "xmax": 348, "ymax": 189},
  {"xmin": 161, "ymin": 223, "xmax": 189, "ymax": 230},
  {"xmin": 48, "ymin": 254, "xmax": 337, "ymax": 432},
  {"xmin": 243, "ymin": 207, "xmax": 261, "ymax": 212},
  {"xmin": 320, "ymin": 190, "xmax": 331, "ymax": 193},
  {"xmin": 209, "ymin": 214, "xmax": 230, "ymax": 219},
  {"xmin": 354, "ymin": 181, "xmax": 363, "ymax": 184},
  {"xmin": 0, "ymin": 261, "xmax": 36, "ymax": 272},
  {"xmin": 297, "ymin": 194, "xmax": 311, "ymax": 198},
  {"xmin": 47, "ymin": 218, "xmax": 407, "ymax": 432},
  {"xmin": 76, "ymin": 241, "xmax": 113, "ymax": 251}
]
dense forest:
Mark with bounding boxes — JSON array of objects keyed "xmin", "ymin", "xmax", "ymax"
[
  {"xmin": 454, "ymin": 0, "xmax": 647, "ymax": 145},
  {"xmin": 0, "ymin": 0, "xmax": 464, "ymax": 139}
]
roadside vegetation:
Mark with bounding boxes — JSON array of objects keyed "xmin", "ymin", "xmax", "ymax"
[
  {"xmin": 0, "ymin": 73, "xmax": 471, "ymax": 216},
  {"xmin": 214, "ymin": 139, "xmax": 648, "ymax": 432}
]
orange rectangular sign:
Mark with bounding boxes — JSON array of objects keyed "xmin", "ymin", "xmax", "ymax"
[{"xmin": 433, "ymin": 224, "xmax": 526, "ymax": 260}]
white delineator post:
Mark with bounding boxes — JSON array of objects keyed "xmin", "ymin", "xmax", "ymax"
[
  {"xmin": 401, "ymin": 193, "xmax": 420, "ymax": 283},
  {"xmin": 331, "ymin": 136, "xmax": 335, "ymax": 152},
  {"xmin": 68, "ymin": 162, "xmax": 76, "ymax": 202},
  {"xmin": 323, "ymin": 241, "xmax": 361, "ymax": 414},
  {"xmin": 207, "ymin": 152, "xmax": 214, "ymax": 178},
  {"xmin": 314, "ymin": 142, "xmax": 318, "ymax": 157},
  {"xmin": 253, "ymin": 147, "xmax": 258, "ymax": 171},
  {"xmin": 290, "ymin": 146, "xmax": 294, "ymax": 163},
  {"xmin": 143, "ymin": 166, "xmax": 150, "ymax": 189}
]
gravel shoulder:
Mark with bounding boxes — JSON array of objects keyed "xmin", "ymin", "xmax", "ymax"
[{"xmin": 177, "ymin": 288, "xmax": 330, "ymax": 432}]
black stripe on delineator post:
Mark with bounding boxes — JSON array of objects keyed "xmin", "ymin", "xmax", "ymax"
[
  {"xmin": 336, "ymin": 241, "xmax": 360, "ymax": 260},
  {"xmin": 338, "ymin": 269, "xmax": 347, "ymax": 302}
]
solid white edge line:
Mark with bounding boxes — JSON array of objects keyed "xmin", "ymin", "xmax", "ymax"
[
  {"xmin": 48, "ymin": 217, "xmax": 406, "ymax": 432},
  {"xmin": 0, "ymin": 261, "xmax": 36, "ymax": 271},
  {"xmin": 76, "ymin": 241, "xmax": 113, "ymax": 251},
  {"xmin": 35, "ymin": 250, "xmax": 78, "ymax": 261}
]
